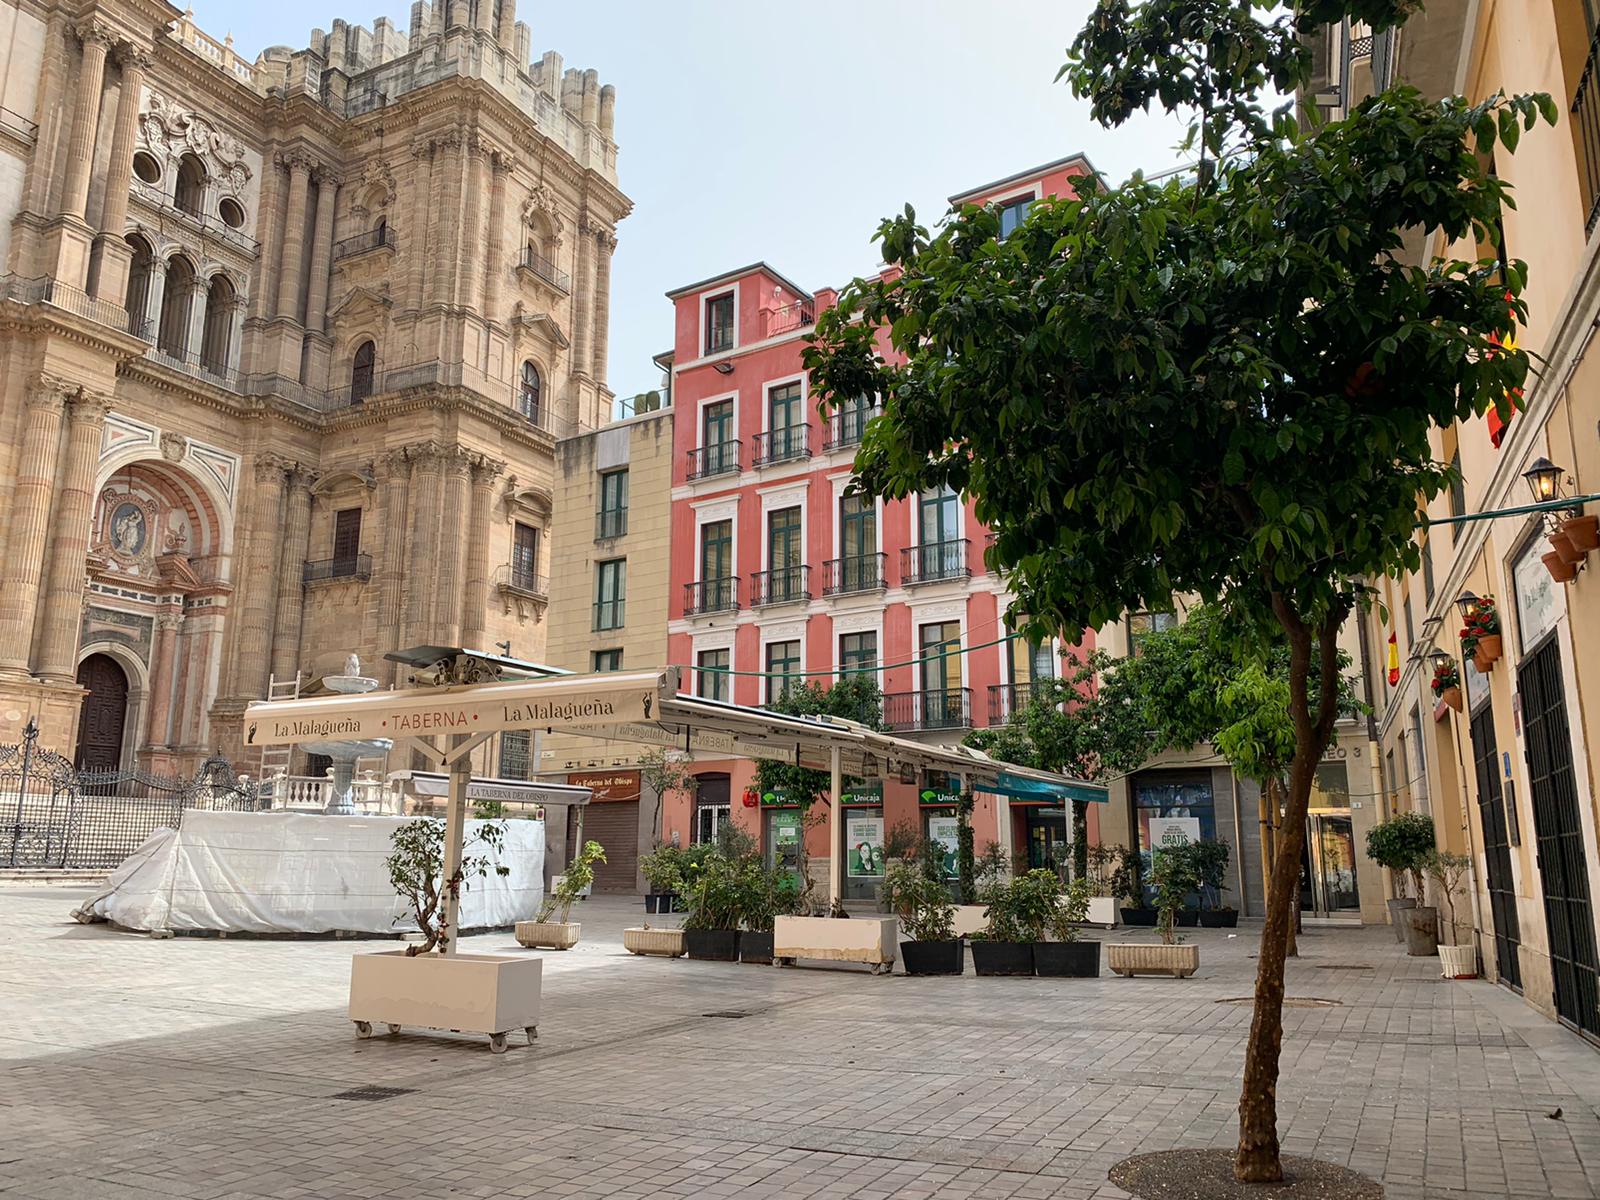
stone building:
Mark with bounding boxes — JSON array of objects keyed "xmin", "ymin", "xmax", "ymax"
[{"xmin": 0, "ymin": 0, "xmax": 629, "ymax": 775}]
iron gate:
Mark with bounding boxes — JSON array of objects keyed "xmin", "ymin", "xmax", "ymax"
[
  {"xmin": 1470, "ymin": 703, "xmax": 1521, "ymax": 989},
  {"xmin": 1520, "ymin": 635, "xmax": 1600, "ymax": 1038},
  {"xmin": 2, "ymin": 721, "xmax": 80, "ymax": 868}
]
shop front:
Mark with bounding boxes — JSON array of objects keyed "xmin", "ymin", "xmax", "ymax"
[
  {"xmin": 1297, "ymin": 762, "xmax": 1361, "ymax": 917},
  {"xmin": 566, "ymin": 769, "xmax": 643, "ymax": 893},
  {"xmin": 919, "ymin": 772, "xmax": 963, "ymax": 896},
  {"xmin": 841, "ymin": 780, "xmax": 885, "ymax": 902}
]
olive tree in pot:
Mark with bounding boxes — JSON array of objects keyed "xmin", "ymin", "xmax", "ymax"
[
  {"xmin": 884, "ymin": 843, "xmax": 961, "ymax": 975},
  {"xmin": 640, "ymin": 844, "xmax": 683, "ymax": 914},
  {"xmin": 1428, "ymin": 850, "xmax": 1478, "ymax": 979},
  {"xmin": 1366, "ymin": 812, "xmax": 1436, "ymax": 949},
  {"xmin": 681, "ymin": 851, "xmax": 743, "ymax": 961},
  {"xmin": 1114, "ymin": 845, "xmax": 1156, "ymax": 926},
  {"xmin": 1109, "ymin": 845, "xmax": 1201, "ymax": 979},
  {"xmin": 1036, "ymin": 878, "xmax": 1100, "ymax": 977},
  {"xmin": 1190, "ymin": 839, "xmax": 1238, "ymax": 928},
  {"xmin": 740, "ymin": 860, "xmax": 802, "ymax": 965},
  {"xmin": 516, "ymin": 840, "xmax": 605, "ymax": 950}
]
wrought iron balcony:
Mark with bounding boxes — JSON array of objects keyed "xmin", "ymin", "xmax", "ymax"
[
  {"xmin": 761, "ymin": 299, "xmax": 815, "ymax": 338},
  {"xmin": 686, "ymin": 440, "xmax": 740, "ymax": 480},
  {"xmin": 901, "ymin": 539, "xmax": 969, "ymax": 585},
  {"xmin": 333, "ymin": 225, "xmax": 398, "ymax": 261},
  {"xmin": 302, "ymin": 553, "xmax": 372, "ymax": 584},
  {"xmin": 752, "ymin": 425, "xmax": 811, "ymax": 467},
  {"xmin": 822, "ymin": 553, "xmax": 887, "ymax": 596},
  {"xmin": 519, "ymin": 247, "xmax": 571, "ymax": 291},
  {"xmin": 824, "ymin": 404, "xmax": 878, "ymax": 451},
  {"xmin": 751, "ymin": 565, "xmax": 810, "ymax": 607},
  {"xmin": 987, "ymin": 682, "xmax": 1033, "ymax": 725},
  {"xmin": 883, "ymin": 688, "xmax": 972, "ymax": 732},
  {"xmin": 684, "ymin": 576, "xmax": 739, "ymax": 616},
  {"xmin": 595, "ymin": 508, "xmax": 628, "ymax": 540}
]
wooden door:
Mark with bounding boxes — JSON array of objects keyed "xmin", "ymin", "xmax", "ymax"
[{"xmin": 74, "ymin": 654, "xmax": 129, "ymax": 773}]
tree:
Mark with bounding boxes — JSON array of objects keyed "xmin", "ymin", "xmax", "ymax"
[
  {"xmin": 804, "ymin": 1, "xmax": 1547, "ymax": 1180},
  {"xmin": 638, "ymin": 747, "xmax": 697, "ymax": 848}
]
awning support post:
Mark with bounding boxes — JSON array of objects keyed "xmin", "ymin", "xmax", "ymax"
[
  {"xmin": 828, "ymin": 743, "xmax": 842, "ymax": 909},
  {"xmin": 440, "ymin": 736, "xmax": 471, "ymax": 958}
]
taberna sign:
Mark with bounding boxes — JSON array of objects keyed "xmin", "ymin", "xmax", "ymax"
[{"xmin": 243, "ymin": 671, "xmax": 666, "ymax": 747}]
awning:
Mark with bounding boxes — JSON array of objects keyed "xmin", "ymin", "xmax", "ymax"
[
  {"xmin": 388, "ymin": 770, "xmax": 593, "ymax": 807},
  {"xmin": 985, "ymin": 771, "xmax": 1109, "ymax": 805}
]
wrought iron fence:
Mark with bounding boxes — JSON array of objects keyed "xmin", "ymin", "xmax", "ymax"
[{"xmin": 2, "ymin": 721, "xmax": 258, "ymax": 869}]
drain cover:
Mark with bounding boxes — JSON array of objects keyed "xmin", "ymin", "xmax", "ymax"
[
  {"xmin": 1309, "ymin": 963, "xmax": 1374, "ymax": 970},
  {"xmin": 703, "ymin": 1010, "xmax": 752, "ymax": 1019},
  {"xmin": 331, "ymin": 1085, "xmax": 416, "ymax": 1101},
  {"xmin": 1216, "ymin": 996, "xmax": 1343, "ymax": 1008}
]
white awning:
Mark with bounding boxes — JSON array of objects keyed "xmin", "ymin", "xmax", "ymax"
[{"xmin": 388, "ymin": 771, "xmax": 593, "ymax": 807}]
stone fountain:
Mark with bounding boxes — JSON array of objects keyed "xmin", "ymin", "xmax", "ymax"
[{"xmin": 300, "ymin": 654, "xmax": 393, "ymax": 816}]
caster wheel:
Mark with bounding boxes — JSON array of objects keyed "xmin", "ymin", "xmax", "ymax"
[
  {"xmin": 353, "ymin": 1021, "xmax": 372, "ymax": 1038},
  {"xmin": 525, "ymin": 1025, "xmax": 538, "ymax": 1044},
  {"xmin": 489, "ymin": 1032, "xmax": 508, "ymax": 1054},
  {"xmin": 386, "ymin": 1023, "xmax": 402, "ymax": 1036}
]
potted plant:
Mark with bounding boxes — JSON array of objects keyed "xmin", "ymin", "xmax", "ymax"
[
  {"xmin": 622, "ymin": 922, "xmax": 687, "ymax": 957},
  {"xmin": 640, "ymin": 844, "xmax": 683, "ymax": 914},
  {"xmin": 680, "ymin": 851, "xmax": 743, "ymax": 961},
  {"xmin": 1113, "ymin": 845, "xmax": 1156, "ymax": 926},
  {"xmin": 1543, "ymin": 547, "xmax": 1578, "ymax": 583},
  {"xmin": 1189, "ymin": 839, "xmax": 1238, "ymax": 927},
  {"xmin": 884, "ymin": 846, "xmax": 961, "ymax": 975},
  {"xmin": 1084, "ymin": 842, "xmax": 1122, "ymax": 926},
  {"xmin": 1430, "ymin": 658, "xmax": 1463, "ymax": 712},
  {"xmin": 1035, "ymin": 877, "xmax": 1100, "ymax": 977},
  {"xmin": 1107, "ymin": 844, "xmax": 1201, "ymax": 978},
  {"xmin": 1428, "ymin": 850, "xmax": 1477, "ymax": 979},
  {"xmin": 970, "ymin": 872, "xmax": 1039, "ymax": 976},
  {"xmin": 740, "ymin": 861, "xmax": 801, "ymax": 965},
  {"xmin": 516, "ymin": 840, "xmax": 605, "ymax": 950},
  {"xmin": 1366, "ymin": 811, "xmax": 1435, "ymax": 946},
  {"xmin": 1460, "ymin": 596, "xmax": 1502, "ymax": 671}
]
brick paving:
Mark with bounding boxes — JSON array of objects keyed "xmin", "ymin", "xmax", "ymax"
[{"xmin": 4, "ymin": 886, "xmax": 1600, "ymax": 1199}]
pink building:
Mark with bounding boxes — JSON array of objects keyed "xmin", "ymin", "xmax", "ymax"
[{"xmin": 663, "ymin": 155, "xmax": 1097, "ymax": 896}]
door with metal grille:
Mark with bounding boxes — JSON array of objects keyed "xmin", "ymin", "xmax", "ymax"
[
  {"xmin": 1520, "ymin": 636, "xmax": 1599, "ymax": 1037},
  {"xmin": 1470, "ymin": 704, "xmax": 1520, "ymax": 989}
]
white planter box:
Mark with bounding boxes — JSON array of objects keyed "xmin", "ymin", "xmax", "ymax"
[
  {"xmin": 348, "ymin": 950, "xmax": 542, "ymax": 1052},
  {"xmin": 1107, "ymin": 942, "xmax": 1199, "ymax": 979},
  {"xmin": 1439, "ymin": 943, "xmax": 1478, "ymax": 979},
  {"xmin": 774, "ymin": 915, "xmax": 897, "ymax": 973},
  {"xmin": 952, "ymin": 904, "xmax": 989, "ymax": 938},
  {"xmin": 623, "ymin": 927, "xmax": 686, "ymax": 957},
  {"xmin": 1087, "ymin": 896, "xmax": 1119, "ymax": 927},
  {"xmin": 515, "ymin": 920, "xmax": 580, "ymax": 950}
]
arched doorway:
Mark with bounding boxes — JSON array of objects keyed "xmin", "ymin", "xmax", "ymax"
[{"xmin": 75, "ymin": 654, "xmax": 129, "ymax": 773}]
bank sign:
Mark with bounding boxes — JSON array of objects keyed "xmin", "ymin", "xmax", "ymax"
[{"xmin": 244, "ymin": 675, "xmax": 661, "ymax": 747}]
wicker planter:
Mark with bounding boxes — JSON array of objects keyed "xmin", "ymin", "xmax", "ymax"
[
  {"xmin": 684, "ymin": 928, "xmax": 740, "ymax": 961},
  {"xmin": 970, "ymin": 940, "xmax": 1034, "ymax": 976},
  {"xmin": 623, "ymin": 926, "xmax": 686, "ymax": 957},
  {"xmin": 514, "ymin": 920, "xmax": 580, "ymax": 950},
  {"xmin": 901, "ymin": 939, "xmax": 964, "ymax": 975},
  {"xmin": 1439, "ymin": 943, "xmax": 1477, "ymax": 979},
  {"xmin": 1565, "ymin": 514, "xmax": 1600, "ymax": 553},
  {"xmin": 1034, "ymin": 940, "xmax": 1101, "ymax": 977},
  {"xmin": 739, "ymin": 930, "xmax": 775, "ymax": 964},
  {"xmin": 1387, "ymin": 897, "xmax": 1416, "ymax": 943},
  {"xmin": 1107, "ymin": 942, "xmax": 1200, "ymax": 978}
]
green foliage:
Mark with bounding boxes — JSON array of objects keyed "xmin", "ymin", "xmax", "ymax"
[
  {"xmin": 739, "ymin": 858, "xmax": 803, "ymax": 933},
  {"xmin": 1086, "ymin": 842, "xmax": 1121, "ymax": 898},
  {"xmin": 1110, "ymin": 844, "xmax": 1145, "ymax": 906},
  {"xmin": 1426, "ymin": 849, "xmax": 1473, "ymax": 938},
  {"xmin": 472, "ymin": 797, "xmax": 506, "ymax": 819},
  {"xmin": 638, "ymin": 748, "xmax": 697, "ymax": 847},
  {"xmin": 1049, "ymin": 877, "xmax": 1093, "ymax": 943},
  {"xmin": 753, "ymin": 675, "xmax": 883, "ymax": 808},
  {"xmin": 1150, "ymin": 845, "xmax": 1201, "ymax": 946},
  {"xmin": 1366, "ymin": 811, "xmax": 1436, "ymax": 899},
  {"xmin": 882, "ymin": 850, "xmax": 957, "ymax": 942},
  {"xmin": 882, "ymin": 819, "xmax": 922, "ymax": 864},
  {"xmin": 679, "ymin": 851, "xmax": 744, "ymax": 932},
  {"xmin": 980, "ymin": 868, "xmax": 1061, "ymax": 943},
  {"xmin": 385, "ymin": 817, "xmax": 510, "ymax": 955},
  {"xmin": 957, "ymin": 791, "xmax": 977, "ymax": 903},
  {"xmin": 640, "ymin": 844, "xmax": 685, "ymax": 894},
  {"xmin": 1187, "ymin": 839, "xmax": 1232, "ymax": 911},
  {"xmin": 538, "ymin": 840, "xmax": 606, "ymax": 923}
]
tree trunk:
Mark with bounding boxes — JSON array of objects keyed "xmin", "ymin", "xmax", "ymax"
[
  {"xmin": 1260, "ymin": 776, "xmax": 1296, "ymax": 958},
  {"xmin": 1235, "ymin": 603, "xmax": 1345, "ymax": 1183},
  {"xmin": 1072, "ymin": 799, "xmax": 1089, "ymax": 882}
]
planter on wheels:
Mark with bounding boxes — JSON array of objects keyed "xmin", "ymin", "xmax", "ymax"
[
  {"xmin": 348, "ymin": 950, "xmax": 541, "ymax": 1053},
  {"xmin": 970, "ymin": 940, "xmax": 1034, "ymax": 977},
  {"xmin": 1386, "ymin": 897, "xmax": 1416, "ymax": 943},
  {"xmin": 1439, "ymin": 943, "xmax": 1478, "ymax": 979},
  {"xmin": 1086, "ymin": 896, "xmax": 1120, "ymax": 927},
  {"xmin": 901, "ymin": 939, "xmax": 964, "ymax": 976},
  {"xmin": 1034, "ymin": 940, "xmax": 1101, "ymax": 978},
  {"xmin": 739, "ymin": 930, "xmax": 775, "ymax": 965},
  {"xmin": 773, "ymin": 915, "xmax": 897, "ymax": 973},
  {"xmin": 1120, "ymin": 907, "xmax": 1158, "ymax": 927},
  {"xmin": 514, "ymin": 920, "xmax": 580, "ymax": 950},
  {"xmin": 1198, "ymin": 908, "xmax": 1239, "ymax": 929},
  {"xmin": 1107, "ymin": 943, "xmax": 1199, "ymax": 979},
  {"xmin": 684, "ymin": 928, "xmax": 740, "ymax": 962},
  {"xmin": 623, "ymin": 927, "xmax": 685, "ymax": 957},
  {"xmin": 1402, "ymin": 905, "xmax": 1440, "ymax": 957}
]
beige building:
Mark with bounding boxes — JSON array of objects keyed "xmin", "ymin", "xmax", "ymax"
[
  {"xmin": 0, "ymin": 0, "xmax": 629, "ymax": 777},
  {"xmin": 1325, "ymin": 4, "xmax": 1600, "ymax": 1039}
]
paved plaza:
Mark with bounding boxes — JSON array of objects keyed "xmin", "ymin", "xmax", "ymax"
[{"xmin": 5, "ymin": 887, "xmax": 1600, "ymax": 1200}]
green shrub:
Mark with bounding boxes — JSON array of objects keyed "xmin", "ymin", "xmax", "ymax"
[
  {"xmin": 1150, "ymin": 845, "xmax": 1200, "ymax": 946},
  {"xmin": 1187, "ymin": 839, "xmax": 1231, "ymax": 911},
  {"xmin": 883, "ymin": 854, "xmax": 957, "ymax": 942},
  {"xmin": 537, "ymin": 840, "xmax": 605, "ymax": 923},
  {"xmin": 1048, "ymin": 878, "xmax": 1092, "ymax": 943},
  {"xmin": 640, "ymin": 844, "xmax": 684, "ymax": 894},
  {"xmin": 680, "ymin": 852, "xmax": 743, "ymax": 931},
  {"xmin": 1365, "ymin": 811, "xmax": 1436, "ymax": 899}
]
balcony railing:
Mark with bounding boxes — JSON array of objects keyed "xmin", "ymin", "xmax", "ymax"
[
  {"xmin": 145, "ymin": 346, "xmax": 238, "ymax": 389},
  {"xmin": 507, "ymin": 566, "xmax": 547, "ymax": 594},
  {"xmin": 685, "ymin": 577, "xmax": 739, "ymax": 616},
  {"xmin": 0, "ymin": 273, "xmax": 129, "ymax": 331},
  {"xmin": 752, "ymin": 425, "xmax": 811, "ymax": 467},
  {"xmin": 1576, "ymin": 30, "xmax": 1600, "ymax": 236},
  {"xmin": 302, "ymin": 553, "xmax": 372, "ymax": 584},
  {"xmin": 761, "ymin": 299, "xmax": 815, "ymax": 338},
  {"xmin": 595, "ymin": 508, "xmax": 628, "ymax": 540},
  {"xmin": 823, "ymin": 553, "xmax": 887, "ymax": 596},
  {"xmin": 901, "ymin": 539, "xmax": 970, "ymax": 585},
  {"xmin": 519, "ymin": 247, "xmax": 571, "ymax": 291},
  {"xmin": 884, "ymin": 688, "xmax": 973, "ymax": 732},
  {"xmin": 333, "ymin": 225, "xmax": 398, "ymax": 261},
  {"xmin": 824, "ymin": 404, "xmax": 878, "ymax": 451},
  {"xmin": 687, "ymin": 440, "xmax": 740, "ymax": 480},
  {"xmin": 987, "ymin": 682, "xmax": 1033, "ymax": 725},
  {"xmin": 593, "ymin": 599, "xmax": 625, "ymax": 630},
  {"xmin": 751, "ymin": 565, "xmax": 810, "ymax": 607}
]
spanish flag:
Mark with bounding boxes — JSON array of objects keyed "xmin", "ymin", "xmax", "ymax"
[
  {"xmin": 1485, "ymin": 292, "xmax": 1524, "ymax": 448},
  {"xmin": 1387, "ymin": 632, "xmax": 1400, "ymax": 687}
]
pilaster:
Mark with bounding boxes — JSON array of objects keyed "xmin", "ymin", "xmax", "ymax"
[
  {"xmin": 572, "ymin": 212, "xmax": 595, "ymax": 379},
  {"xmin": 36, "ymin": 392, "xmax": 112, "ymax": 681},
  {"xmin": 274, "ymin": 152, "xmax": 314, "ymax": 320},
  {"xmin": 269, "ymin": 467, "xmax": 316, "ymax": 680},
  {"xmin": 593, "ymin": 228, "xmax": 616, "ymax": 384},
  {"xmin": 304, "ymin": 170, "xmax": 340, "ymax": 336},
  {"xmin": 233, "ymin": 454, "xmax": 290, "ymax": 698},
  {"xmin": 460, "ymin": 454, "xmax": 504, "ymax": 651},
  {"xmin": 0, "ymin": 378, "xmax": 70, "ymax": 676},
  {"xmin": 402, "ymin": 443, "xmax": 444, "ymax": 645},
  {"xmin": 90, "ymin": 45, "xmax": 152, "ymax": 305},
  {"xmin": 433, "ymin": 446, "xmax": 473, "ymax": 646},
  {"xmin": 376, "ymin": 449, "xmax": 412, "ymax": 684}
]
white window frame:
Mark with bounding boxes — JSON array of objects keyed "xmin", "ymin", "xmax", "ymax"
[{"xmin": 700, "ymin": 284, "xmax": 740, "ymax": 357}]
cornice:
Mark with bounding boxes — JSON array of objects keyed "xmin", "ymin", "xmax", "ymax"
[{"xmin": 0, "ymin": 303, "xmax": 149, "ymax": 363}]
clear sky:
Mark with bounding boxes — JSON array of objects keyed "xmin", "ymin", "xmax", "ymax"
[{"xmin": 192, "ymin": 0, "xmax": 1190, "ymax": 400}]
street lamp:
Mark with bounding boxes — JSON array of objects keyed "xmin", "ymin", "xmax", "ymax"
[
  {"xmin": 1428, "ymin": 648, "xmax": 1455, "ymax": 673},
  {"xmin": 1521, "ymin": 456, "xmax": 1565, "ymax": 505},
  {"xmin": 1454, "ymin": 591, "xmax": 1481, "ymax": 618}
]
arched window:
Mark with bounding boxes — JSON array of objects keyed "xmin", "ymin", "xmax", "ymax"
[
  {"xmin": 125, "ymin": 235, "xmax": 154, "ymax": 338},
  {"xmin": 200, "ymin": 274, "xmax": 236, "ymax": 376},
  {"xmin": 350, "ymin": 340, "xmax": 376, "ymax": 405},
  {"xmin": 174, "ymin": 153, "xmax": 206, "ymax": 217},
  {"xmin": 519, "ymin": 360, "xmax": 541, "ymax": 423},
  {"xmin": 158, "ymin": 255, "xmax": 196, "ymax": 357}
]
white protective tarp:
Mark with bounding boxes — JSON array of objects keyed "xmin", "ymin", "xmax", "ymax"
[{"xmin": 83, "ymin": 809, "xmax": 544, "ymax": 934}]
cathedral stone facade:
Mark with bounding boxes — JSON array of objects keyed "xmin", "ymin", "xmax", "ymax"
[{"xmin": 0, "ymin": 0, "xmax": 629, "ymax": 774}]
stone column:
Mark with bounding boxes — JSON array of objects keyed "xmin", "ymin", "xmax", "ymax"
[
  {"xmin": 375, "ymin": 449, "xmax": 411, "ymax": 683},
  {"xmin": 459, "ymin": 455, "xmax": 502, "ymax": 651},
  {"xmin": 0, "ymin": 378, "xmax": 69, "ymax": 675},
  {"xmin": 457, "ymin": 138, "xmax": 485, "ymax": 311},
  {"xmin": 37, "ymin": 392, "xmax": 111, "ymax": 681},
  {"xmin": 144, "ymin": 610, "xmax": 183, "ymax": 747},
  {"xmin": 407, "ymin": 138, "xmax": 434, "ymax": 310},
  {"xmin": 183, "ymin": 273, "xmax": 209, "ymax": 362},
  {"xmin": 304, "ymin": 170, "xmax": 340, "ymax": 332},
  {"xmin": 572, "ymin": 215, "xmax": 594, "ymax": 377},
  {"xmin": 592, "ymin": 228, "xmax": 615, "ymax": 384},
  {"xmin": 274, "ymin": 154, "xmax": 314, "ymax": 320},
  {"xmin": 434, "ymin": 448, "xmax": 472, "ymax": 646},
  {"xmin": 426, "ymin": 136, "xmax": 458, "ymax": 308},
  {"xmin": 59, "ymin": 22, "xmax": 116, "ymax": 219},
  {"xmin": 473, "ymin": 0, "xmax": 493, "ymax": 34},
  {"xmin": 92, "ymin": 45, "xmax": 152, "ymax": 304},
  {"xmin": 481, "ymin": 153, "xmax": 510, "ymax": 319},
  {"xmin": 402, "ymin": 444, "xmax": 444, "ymax": 643},
  {"xmin": 234, "ymin": 456, "xmax": 289, "ymax": 697},
  {"xmin": 496, "ymin": 0, "xmax": 517, "ymax": 44},
  {"xmin": 228, "ymin": 298, "xmax": 248, "ymax": 374},
  {"xmin": 269, "ymin": 468, "xmax": 314, "ymax": 681}
]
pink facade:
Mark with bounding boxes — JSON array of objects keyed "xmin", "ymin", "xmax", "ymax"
[{"xmin": 662, "ymin": 157, "xmax": 1098, "ymax": 889}]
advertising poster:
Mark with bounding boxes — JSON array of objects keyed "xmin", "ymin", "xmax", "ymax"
[
  {"xmin": 1148, "ymin": 816, "xmax": 1201, "ymax": 851},
  {"xmin": 926, "ymin": 816, "xmax": 960, "ymax": 879},
  {"xmin": 847, "ymin": 816, "xmax": 884, "ymax": 877}
]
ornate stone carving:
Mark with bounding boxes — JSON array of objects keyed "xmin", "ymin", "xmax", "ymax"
[
  {"xmin": 74, "ymin": 21, "xmax": 118, "ymax": 50},
  {"xmin": 274, "ymin": 149, "xmax": 318, "ymax": 176},
  {"xmin": 117, "ymin": 45, "xmax": 155, "ymax": 72},
  {"xmin": 143, "ymin": 93, "xmax": 252, "ymax": 180},
  {"xmin": 25, "ymin": 374, "xmax": 73, "ymax": 412},
  {"xmin": 253, "ymin": 452, "xmax": 294, "ymax": 484},
  {"xmin": 159, "ymin": 432, "xmax": 188, "ymax": 462},
  {"xmin": 471, "ymin": 454, "xmax": 506, "ymax": 483},
  {"xmin": 597, "ymin": 228, "xmax": 618, "ymax": 253},
  {"xmin": 69, "ymin": 393, "xmax": 113, "ymax": 426},
  {"xmin": 95, "ymin": 487, "xmax": 159, "ymax": 565}
]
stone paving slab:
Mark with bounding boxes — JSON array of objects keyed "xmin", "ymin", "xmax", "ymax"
[{"xmin": 4, "ymin": 886, "xmax": 1600, "ymax": 1198}]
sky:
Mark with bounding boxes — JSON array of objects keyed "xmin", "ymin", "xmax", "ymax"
[{"xmin": 193, "ymin": 0, "xmax": 1191, "ymax": 400}]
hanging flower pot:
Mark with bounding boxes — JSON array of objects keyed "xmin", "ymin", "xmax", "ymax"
[
  {"xmin": 1473, "ymin": 650, "xmax": 1492, "ymax": 674},
  {"xmin": 1564, "ymin": 514, "xmax": 1599, "ymax": 553},
  {"xmin": 1442, "ymin": 685, "xmax": 1463, "ymax": 711},
  {"xmin": 1544, "ymin": 550, "xmax": 1578, "ymax": 583},
  {"xmin": 1478, "ymin": 633, "xmax": 1503, "ymax": 664},
  {"xmin": 1549, "ymin": 530, "xmax": 1583, "ymax": 567}
]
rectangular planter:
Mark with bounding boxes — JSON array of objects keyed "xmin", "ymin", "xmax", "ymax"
[
  {"xmin": 901, "ymin": 939, "xmax": 964, "ymax": 976},
  {"xmin": 774, "ymin": 915, "xmax": 897, "ymax": 972},
  {"xmin": 623, "ymin": 927, "xmax": 685, "ymax": 957},
  {"xmin": 1121, "ymin": 907, "xmax": 1158, "ymax": 927},
  {"xmin": 971, "ymin": 940, "xmax": 1034, "ymax": 976},
  {"xmin": 514, "ymin": 920, "xmax": 580, "ymax": 950},
  {"xmin": 1034, "ymin": 940, "xmax": 1101, "ymax": 978},
  {"xmin": 644, "ymin": 892, "xmax": 680, "ymax": 914},
  {"xmin": 952, "ymin": 904, "xmax": 990, "ymax": 938},
  {"xmin": 1107, "ymin": 942, "xmax": 1199, "ymax": 978},
  {"xmin": 1087, "ymin": 897, "xmax": 1120, "ymax": 927},
  {"xmin": 348, "ymin": 950, "xmax": 542, "ymax": 1050},
  {"xmin": 1198, "ymin": 909, "xmax": 1238, "ymax": 929},
  {"xmin": 740, "ymin": 930, "xmax": 775, "ymax": 964},
  {"xmin": 684, "ymin": 928, "xmax": 740, "ymax": 961}
]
